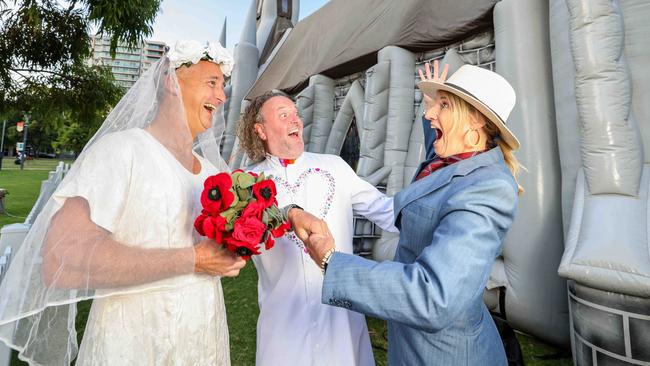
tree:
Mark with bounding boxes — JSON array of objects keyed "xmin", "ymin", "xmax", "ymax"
[{"xmin": 0, "ymin": 0, "xmax": 160, "ymax": 153}]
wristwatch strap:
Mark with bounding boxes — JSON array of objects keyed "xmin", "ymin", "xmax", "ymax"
[
  {"xmin": 321, "ymin": 248, "xmax": 336, "ymax": 274},
  {"xmin": 281, "ymin": 204, "xmax": 303, "ymax": 232}
]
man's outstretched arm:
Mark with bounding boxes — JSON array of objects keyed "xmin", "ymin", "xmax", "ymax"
[{"xmin": 42, "ymin": 197, "xmax": 246, "ymax": 289}]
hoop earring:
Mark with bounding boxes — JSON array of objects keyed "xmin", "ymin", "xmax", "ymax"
[{"xmin": 464, "ymin": 129, "xmax": 481, "ymax": 148}]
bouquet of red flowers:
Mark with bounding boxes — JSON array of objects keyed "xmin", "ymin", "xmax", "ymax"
[{"xmin": 194, "ymin": 170, "xmax": 291, "ymax": 259}]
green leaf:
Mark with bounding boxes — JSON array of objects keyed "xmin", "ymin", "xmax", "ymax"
[
  {"xmin": 267, "ymin": 205, "xmax": 281, "ymax": 219},
  {"xmin": 235, "ymin": 199, "xmax": 248, "ymax": 210},
  {"xmin": 225, "ymin": 221, "xmax": 234, "ymax": 232},
  {"xmin": 229, "ymin": 190, "xmax": 240, "ymax": 207},
  {"xmin": 236, "ymin": 187, "xmax": 249, "ymax": 201},
  {"xmin": 232, "ymin": 171, "xmax": 256, "ymax": 189},
  {"xmin": 264, "ymin": 205, "xmax": 283, "ymax": 227},
  {"xmin": 221, "ymin": 207, "xmax": 239, "ymax": 226}
]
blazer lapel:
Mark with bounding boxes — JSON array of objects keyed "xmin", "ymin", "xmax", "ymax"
[
  {"xmin": 394, "ymin": 148, "xmax": 504, "ymax": 227},
  {"xmin": 394, "ymin": 165, "xmax": 457, "ymax": 226}
]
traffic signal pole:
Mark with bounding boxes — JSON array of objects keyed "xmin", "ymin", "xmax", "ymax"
[
  {"xmin": 20, "ymin": 115, "xmax": 29, "ymax": 171},
  {"xmin": 0, "ymin": 120, "xmax": 6, "ymax": 171}
]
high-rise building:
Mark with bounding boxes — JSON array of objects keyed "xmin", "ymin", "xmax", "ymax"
[{"xmin": 89, "ymin": 35, "xmax": 167, "ymax": 89}]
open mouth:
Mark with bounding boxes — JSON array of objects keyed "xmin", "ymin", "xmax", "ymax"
[
  {"xmin": 434, "ymin": 128, "xmax": 443, "ymax": 140},
  {"xmin": 204, "ymin": 103, "xmax": 217, "ymax": 114},
  {"xmin": 288, "ymin": 128, "xmax": 300, "ymax": 138}
]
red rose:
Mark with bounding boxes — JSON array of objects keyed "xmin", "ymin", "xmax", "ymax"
[
  {"xmin": 252, "ymin": 179, "xmax": 277, "ymax": 208},
  {"xmin": 265, "ymin": 235, "xmax": 275, "ymax": 250},
  {"xmin": 201, "ymin": 173, "xmax": 235, "ymax": 215},
  {"xmin": 232, "ymin": 216, "xmax": 266, "ymax": 245},
  {"xmin": 223, "ymin": 234, "xmax": 261, "ymax": 260},
  {"xmin": 241, "ymin": 200, "xmax": 265, "ymax": 220},
  {"xmin": 202, "ymin": 215, "xmax": 227, "ymax": 243},
  {"xmin": 271, "ymin": 221, "xmax": 291, "ymax": 238}
]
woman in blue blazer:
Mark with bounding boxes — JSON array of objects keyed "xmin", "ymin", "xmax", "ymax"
[{"xmin": 301, "ymin": 61, "xmax": 523, "ymax": 365}]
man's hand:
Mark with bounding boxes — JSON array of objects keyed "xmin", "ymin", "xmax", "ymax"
[
  {"xmin": 194, "ymin": 239, "xmax": 247, "ymax": 277},
  {"xmin": 288, "ymin": 208, "xmax": 325, "ymax": 242},
  {"xmin": 287, "ymin": 208, "xmax": 336, "ymax": 265},
  {"xmin": 303, "ymin": 222, "xmax": 335, "ymax": 266}
]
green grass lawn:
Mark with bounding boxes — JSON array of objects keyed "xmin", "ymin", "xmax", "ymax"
[
  {"xmin": 1, "ymin": 173, "xmax": 50, "ymax": 228},
  {"xmin": 0, "ymin": 157, "xmax": 71, "ymax": 172},
  {"xmin": 3, "ymin": 162, "xmax": 573, "ymax": 366}
]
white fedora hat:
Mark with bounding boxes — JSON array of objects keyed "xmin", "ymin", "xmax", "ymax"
[{"xmin": 418, "ymin": 64, "xmax": 520, "ymax": 150}]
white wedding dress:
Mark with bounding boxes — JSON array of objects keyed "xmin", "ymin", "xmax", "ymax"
[{"xmin": 53, "ymin": 129, "xmax": 230, "ymax": 365}]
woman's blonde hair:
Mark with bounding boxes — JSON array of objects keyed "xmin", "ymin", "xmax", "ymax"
[{"xmin": 442, "ymin": 91, "xmax": 524, "ymax": 194}]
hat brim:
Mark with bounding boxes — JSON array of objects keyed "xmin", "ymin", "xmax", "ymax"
[{"xmin": 418, "ymin": 80, "xmax": 520, "ymax": 150}]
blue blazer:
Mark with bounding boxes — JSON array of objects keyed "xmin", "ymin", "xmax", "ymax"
[{"xmin": 322, "ymin": 147, "xmax": 518, "ymax": 365}]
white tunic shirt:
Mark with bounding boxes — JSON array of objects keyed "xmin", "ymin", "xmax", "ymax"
[{"xmin": 250, "ymin": 152, "xmax": 397, "ymax": 366}]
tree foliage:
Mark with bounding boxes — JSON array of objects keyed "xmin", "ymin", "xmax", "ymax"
[{"xmin": 0, "ymin": 0, "xmax": 161, "ymax": 153}]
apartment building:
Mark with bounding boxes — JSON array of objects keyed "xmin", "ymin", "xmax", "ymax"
[{"xmin": 89, "ymin": 35, "xmax": 167, "ymax": 89}]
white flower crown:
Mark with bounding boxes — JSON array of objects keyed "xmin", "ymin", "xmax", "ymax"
[{"xmin": 167, "ymin": 40, "xmax": 235, "ymax": 77}]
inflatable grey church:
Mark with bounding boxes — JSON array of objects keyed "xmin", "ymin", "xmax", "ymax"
[{"xmin": 220, "ymin": 0, "xmax": 650, "ymax": 364}]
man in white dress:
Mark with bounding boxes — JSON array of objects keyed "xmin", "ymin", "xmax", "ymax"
[
  {"xmin": 236, "ymin": 91, "xmax": 398, "ymax": 366},
  {"xmin": 0, "ymin": 41, "xmax": 246, "ymax": 366}
]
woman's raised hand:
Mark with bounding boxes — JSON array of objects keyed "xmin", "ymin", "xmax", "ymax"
[
  {"xmin": 418, "ymin": 59, "xmax": 449, "ymax": 107},
  {"xmin": 418, "ymin": 59, "xmax": 449, "ymax": 83}
]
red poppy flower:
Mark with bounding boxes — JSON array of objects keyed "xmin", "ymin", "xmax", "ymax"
[
  {"xmin": 223, "ymin": 234, "xmax": 261, "ymax": 260},
  {"xmin": 252, "ymin": 179, "xmax": 277, "ymax": 208},
  {"xmin": 271, "ymin": 221, "xmax": 291, "ymax": 238},
  {"xmin": 232, "ymin": 216, "xmax": 266, "ymax": 245},
  {"xmin": 194, "ymin": 213, "xmax": 208, "ymax": 236},
  {"xmin": 201, "ymin": 173, "xmax": 235, "ymax": 215},
  {"xmin": 203, "ymin": 215, "xmax": 227, "ymax": 243}
]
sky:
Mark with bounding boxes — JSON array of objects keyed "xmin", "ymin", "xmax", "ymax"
[{"xmin": 151, "ymin": 0, "xmax": 330, "ymax": 51}]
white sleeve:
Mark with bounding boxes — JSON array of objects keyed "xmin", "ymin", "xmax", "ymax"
[
  {"xmin": 53, "ymin": 136, "xmax": 132, "ymax": 233},
  {"xmin": 336, "ymin": 157, "xmax": 398, "ymax": 233}
]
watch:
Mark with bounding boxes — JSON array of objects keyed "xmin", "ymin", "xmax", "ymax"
[
  {"xmin": 281, "ymin": 204, "xmax": 303, "ymax": 232},
  {"xmin": 320, "ymin": 247, "xmax": 336, "ymax": 274}
]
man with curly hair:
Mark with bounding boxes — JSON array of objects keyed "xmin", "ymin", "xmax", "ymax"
[{"xmin": 236, "ymin": 90, "xmax": 397, "ymax": 366}]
